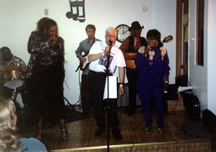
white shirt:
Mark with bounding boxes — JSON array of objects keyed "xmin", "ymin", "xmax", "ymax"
[{"xmin": 89, "ymin": 41, "xmax": 126, "ymax": 73}]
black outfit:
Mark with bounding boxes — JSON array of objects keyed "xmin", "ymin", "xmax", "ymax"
[
  {"xmin": 26, "ymin": 31, "xmax": 66, "ymax": 120},
  {"xmin": 88, "ymin": 70, "xmax": 120, "ymax": 135},
  {"xmin": 87, "ymin": 41, "xmax": 125, "ymax": 140},
  {"xmin": 121, "ymin": 36, "xmax": 147, "ymax": 115},
  {"xmin": 75, "ymin": 38, "xmax": 100, "ymax": 114}
]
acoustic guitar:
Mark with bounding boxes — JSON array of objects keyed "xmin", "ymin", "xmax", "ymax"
[
  {"xmin": 125, "ymin": 35, "xmax": 173, "ymax": 69},
  {"xmin": 0, "ymin": 65, "xmax": 21, "ymax": 83},
  {"xmin": 0, "ymin": 64, "xmax": 20, "ymax": 71},
  {"xmin": 125, "ymin": 53, "xmax": 137, "ymax": 69}
]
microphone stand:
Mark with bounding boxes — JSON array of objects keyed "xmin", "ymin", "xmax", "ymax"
[{"xmin": 105, "ymin": 41, "xmax": 112, "ymax": 152}]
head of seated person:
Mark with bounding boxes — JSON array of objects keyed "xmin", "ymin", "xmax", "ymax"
[
  {"xmin": 0, "ymin": 96, "xmax": 21, "ymax": 151},
  {"xmin": 0, "ymin": 47, "xmax": 13, "ymax": 61}
]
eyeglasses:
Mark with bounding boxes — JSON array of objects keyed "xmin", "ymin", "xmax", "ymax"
[{"xmin": 106, "ymin": 35, "xmax": 115, "ymax": 38}]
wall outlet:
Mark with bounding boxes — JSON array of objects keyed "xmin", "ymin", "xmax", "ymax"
[{"xmin": 45, "ymin": 9, "xmax": 48, "ymax": 15}]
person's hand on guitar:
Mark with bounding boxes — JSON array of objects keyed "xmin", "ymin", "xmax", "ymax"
[
  {"xmin": 129, "ymin": 54, "xmax": 137, "ymax": 60},
  {"xmin": 81, "ymin": 57, "xmax": 86, "ymax": 63}
]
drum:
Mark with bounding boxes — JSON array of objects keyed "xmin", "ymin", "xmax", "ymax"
[{"xmin": 2, "ymin": 70, "xmax": 24, "ymax": 89}]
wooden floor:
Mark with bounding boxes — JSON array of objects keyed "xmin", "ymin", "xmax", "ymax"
[{"xmin": 20, "ymin": 95, "xmax": 212, "ymax": 152}]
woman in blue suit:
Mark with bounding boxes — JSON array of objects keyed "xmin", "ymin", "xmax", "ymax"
[{"xmin": 135, "ymin": 29, "xmax": 170, "ymax": 134}]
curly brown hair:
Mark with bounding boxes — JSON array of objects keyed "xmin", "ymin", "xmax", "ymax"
[{"xmin": 36, "ymin": 17, "xmax": 58, "ymax": 41}]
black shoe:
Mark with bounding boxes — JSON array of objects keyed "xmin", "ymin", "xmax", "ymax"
[
  {"xmin": 112, "ymin": 132, "xmax": 123, "ymax": 140},
  {"xmin": 145, "ymin": 124, "xmax": 152, "ymax": 132},
  {"xmin": 157, "ymin": 126, "xmax": 164, "ymax": 134},
  {"xmin": 127, "ymin": 109, "xmax": 136, "ymax": 116},
  {"xmin": 95, "ymin": 127, "xmax": 105, "ymax": 137}
]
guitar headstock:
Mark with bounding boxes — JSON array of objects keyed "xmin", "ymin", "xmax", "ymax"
[{"xmin": 162, "ymin": 35, "xmax": 173, "ymax": 43}]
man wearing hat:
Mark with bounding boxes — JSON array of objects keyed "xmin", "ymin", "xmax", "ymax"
[
  {"xmin": 0, "ymin": 47, "xmax": 27, "ymax": 107},
  {"xmin": 119, "ymin": 21, "xmax": 147, "ymax": 116}
]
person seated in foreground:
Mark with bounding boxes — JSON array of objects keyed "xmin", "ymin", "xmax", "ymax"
[{"xmin": 0, "ymin": 96, "xmax": 48, "ymax": 152}]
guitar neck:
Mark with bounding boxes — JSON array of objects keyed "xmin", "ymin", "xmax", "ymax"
[{"xmin": 0, "ymin": 65, "xmax": 21, "ymax": 71}]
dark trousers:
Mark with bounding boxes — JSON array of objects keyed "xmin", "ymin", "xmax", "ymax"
[
  {"xmin": 140, "ymin": 86, "xmax": 164, "ymax": 127},
  {"xmin": 88, "ymin": 70, "xmax": 120, "ymax": 133},
  {"xmin": 126, "ymin": 68, "xmax": 138, "ymax": 112},
  {"xmin": 81, "ymin": 74, "xmax": 91, "ymax": 114}
]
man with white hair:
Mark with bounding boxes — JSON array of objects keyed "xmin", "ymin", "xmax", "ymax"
[{"xmin": 88, "ymin": 27, "xmax": 126, "ymax": 140}]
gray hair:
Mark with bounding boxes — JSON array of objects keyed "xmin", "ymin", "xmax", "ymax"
[{"xmin": 105, "ymin": 27, "xmax": 117, "ymax": 36}]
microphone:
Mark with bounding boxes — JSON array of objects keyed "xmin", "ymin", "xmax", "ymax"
[
  {"xmin": 144, "ymin": 45, "xmax": 150, "ymax": 58},
  {"xmin": 49, "ymin": 39, "xmax": 54, "ymax": 45},
  {"xmin": 108, "ymin": 40, "xmax": 113, "ymax": 46}
]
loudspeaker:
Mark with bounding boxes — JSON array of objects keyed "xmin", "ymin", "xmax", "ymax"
[
  {"xmin": 181, "ymin": 92, "xmax": 201, "ymax": 121},
  {"xmin": 202, "ymin": 109, "xmax": 216, "ymax": 134},
  {"xmin": 175, "ymin": 75, "xmax": 188, "ymax": 87}
]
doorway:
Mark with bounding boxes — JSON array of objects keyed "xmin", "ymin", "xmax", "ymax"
[{"xmin": 176, "ymin": 0, "xmax": 188, "ymax": 76}]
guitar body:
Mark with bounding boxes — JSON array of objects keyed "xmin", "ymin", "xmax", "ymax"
[
  {"xmin": 79, "ymin": 52, "xmax": 90, "ymax": 71},
  {"xmin": 0, "ymin": 65, "xmax": 22, "ymax": 83},
  {"xmin": 80, "ymin": 56, "xmax": 89, "ymax": 70},
  {"xmin": 125, "ymin": 52, "xmax": 137, "ymax": 69}
]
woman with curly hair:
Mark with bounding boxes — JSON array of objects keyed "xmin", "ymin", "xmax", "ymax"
[
  {"xmin": 26, "ymin": 17, "xmax": 69, "ymax": 140},
  {"xmin": 0, "ymin": 96, "xmax": 47, "ymax": 152}
]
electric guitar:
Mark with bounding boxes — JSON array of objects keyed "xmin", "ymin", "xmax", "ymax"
[
  {"xmin": 75, "ymin": 51, "xmax": 90, "ymax": 72},
  {"xmin": 125, "ymin": 35, "xmax": 173, "ymax": 69},
  {"xmin": 79, "ymin": 52, "xmax": 90, "ymax": 71}
]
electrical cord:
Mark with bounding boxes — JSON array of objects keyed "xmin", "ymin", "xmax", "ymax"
[
  {"xmin": 163, "ymin": 122, "xmax": 179, "ymax": 152},
  {"xmin": 167, "ymin": 100, "xmax": 179, "ymax": 115}
]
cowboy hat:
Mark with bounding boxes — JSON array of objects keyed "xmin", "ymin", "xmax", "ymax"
[{"xmin": 129, "ymin": 21, "xmax": 144, "ymax": 31}]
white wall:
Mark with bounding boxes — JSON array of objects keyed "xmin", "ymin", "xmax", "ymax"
[
  {"xmin": 188, "ymin": 0, "xmax": 208, "ymax": 112},
  {"xmin": 206, "ymin": 0, "xmax": 216, "ymax": 114},
  {"xmin": 0, "ymin": 0, "xmax": 176, "ymax": 105},
  {"xmin": 188, "ymin": 0, "xmax": 216, "ymax": 115}
]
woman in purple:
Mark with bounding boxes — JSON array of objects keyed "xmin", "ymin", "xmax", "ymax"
[{"xmin": 135, "ymin": 29, "xmax": 170, "ymax": 134}]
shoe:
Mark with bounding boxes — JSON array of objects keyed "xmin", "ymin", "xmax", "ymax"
[
  {"xmin": 157, "ymin": 126, "xmax": 164, "ymax": 134},
  {"xmin": 145, "ymin": 124, "xmax": 152, "ymax": 132},
  {"xmin": 36, "ymin": 130, "xmax": 42, "ymax": 140},
  {"xmin": 112, "ymin": 132, "xmax": 123, "ymax": 140},
  {"xmin": 62, "ymin": 129, "xmax": 69, "ymax": 140},
  {"xmin": 95, "ymin": 127, "xmax": 105, "ymax": 137}
]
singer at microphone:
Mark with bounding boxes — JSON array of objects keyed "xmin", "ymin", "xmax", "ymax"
[
  {"xmin": 108, "ymin": 40, "xmax": 113, "ymax": 46},
  {"xmin": 48, "ymin": 39, "xmax": 54, "ymax": 45}
]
